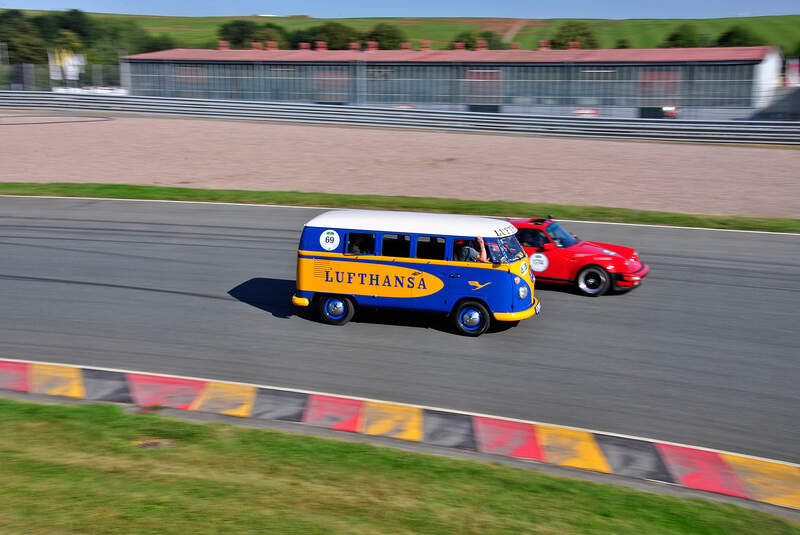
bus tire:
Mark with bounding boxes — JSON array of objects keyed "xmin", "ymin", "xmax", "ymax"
[
  {"xmin": 318, "ymin": 294, "xmax": 355, "ymax": 325},
  {"xmin": 452, "ymin": 300, "xmax": 491, "ymax": 337},
  {"xmin": 576, "ymin": 265, "xmax": 610, "ymax": 296}
]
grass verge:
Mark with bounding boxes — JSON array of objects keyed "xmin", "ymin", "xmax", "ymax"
[
  {"xmin": 2, "ymin": 182, "xmax": 799, "ymax": 233},
  {"xmin": 0, "ymin": 398, "xmax": 797, "ymax": 534}
]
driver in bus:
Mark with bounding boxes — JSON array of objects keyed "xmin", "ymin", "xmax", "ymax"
[{"xmin": 455, "ymin": 236, "xmax": 490, "ymax": 263}]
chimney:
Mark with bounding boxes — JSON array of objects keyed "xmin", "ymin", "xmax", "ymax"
[
  {"xmin": 299, "ymin": 42, "xmax": 311, "ymax": 50},
  {"xmin": 349, "ymin": 41, "xmax": 361, "ymax": 50},
  {"xmin": 251, "ymin": 42, "xmax": 263, "ymax": 50},
  {"xmin": 315, "ymin": 40, "xmax": 327, "ymax": 51},
  {"xmin": 511, "ymin": 42, "xmax": 521, "ymax": 49},
  {"xmin": 476, "ymin": 40, "xmax": 487, "ymax": 51},
  {"xmin": 217, "ymin": 40, "xmax": 229, "ymax": 50},
  {"xmin": 538, "ymin": 40, "xmax": 550, "ymax": 51},
  {"xmin": 568, "ymin": 41, "xmax": 580, "ymax": 50},
  {"xmin": 400, "ymin": 41, "xmax": 410, "ymax": 50},
  {"xmin": 453, "ymin": 41, "xmax": 465, "ymax": 50},
  {"xmin": 366, "ymin": 40, "xmax": 378, "ymax": 51},
  {"xmin": 266, "ymin": 41, "xmax": 278, "ymax": 51}
]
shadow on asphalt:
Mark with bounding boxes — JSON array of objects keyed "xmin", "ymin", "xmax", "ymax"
[
  {"xmin": 228, "ymin": 277, "xmax": 297, "ymax": 319},
  {"xmin": 228, "ymin": 278, "xmax": 525, "ymax": 335}
]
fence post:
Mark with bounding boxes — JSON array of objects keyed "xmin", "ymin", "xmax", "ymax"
[
  {"xmin": 93, "ymin": 64, "xmax": 103, "ymax": 87},
  {"xmin": 354, "ymin": 60, "xmax": 366, "ymax": 105},
  {"xmin": 23, "ymin": 63, "xmax": 35, "ymax": 90}
]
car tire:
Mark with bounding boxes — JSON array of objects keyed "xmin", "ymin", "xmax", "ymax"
[
  {"xmin": 576, "ymin": 265, "xmax": 611, "ymax": 296},
  {"xmin": 452, "ymin": 300, "xmax": 491, "ymax": 337},
  {"xmin": 318, "ymin": 294, "xmax": 355, "ymax": 325}
]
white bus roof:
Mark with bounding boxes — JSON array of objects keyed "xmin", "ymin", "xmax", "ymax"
[{"xmin": 304, "ymin": 210, "xmax": 517, "ymax": 237}]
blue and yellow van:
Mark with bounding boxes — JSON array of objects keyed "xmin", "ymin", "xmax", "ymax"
[{"xmin": 292, "ymin": 210, "xmax": 540, "ymax": 336}]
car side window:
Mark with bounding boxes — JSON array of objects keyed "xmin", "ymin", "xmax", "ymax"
[
  {"xmin": 416, "ymin": 236, "xmax": 446, "ymax": 260},
  {"xmin": 346, "ymin": 232, "xmax": 375, "ymax": 255},
  {"xmin": 517, "ymin": 229, "xmax": 547, "ymax": 248}
]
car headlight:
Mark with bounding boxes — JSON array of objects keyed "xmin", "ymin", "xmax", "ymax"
[{"xmin": 518, "ymin": 285, "xmax": 529, "ymax": 299}]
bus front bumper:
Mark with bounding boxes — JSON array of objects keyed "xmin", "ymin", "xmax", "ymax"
[
  {"xmin": 493, "ymin": 298, "xmax": 541, "ymax": 322},
  {"xmin": 291, "ymin": 294, "xmax": 310, "ymax": 307}
]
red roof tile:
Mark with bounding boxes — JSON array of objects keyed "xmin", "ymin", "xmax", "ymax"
[{"xmin": 124, "ymin": 46, "xmax": 777, "ymax": 64}]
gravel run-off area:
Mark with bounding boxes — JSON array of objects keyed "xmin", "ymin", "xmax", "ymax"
[{"xmin": 1, "ymin": 113, "xmax": 798, "ymax": 218}]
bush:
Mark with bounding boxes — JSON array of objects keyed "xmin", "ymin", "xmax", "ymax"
[
  {"xmin": 310, "ymin": 22, "xmax": 360, "ymax": 49},
  {"xmin": 450, "ymin": 30, "xmax": 477, "ymax": 49},
  {"xmin": 715, "ymin": 25, "xmax": 764, "ymax": 47},
  {"xmin": 364, "ymin": 23, "xmax": 405, "ymax": 49},
  {"xmin": 661, "ymin": 24, "xmax": 699, "ymax": 48},
  {"xmin": 550, "ymin": 21, "xmax": 599, "ymax": 49},
  {"xmin": 614, "ymin": 38, "xmax": 631, "ymax": 49},
  {"xmin": 218, "ymin": 20, "xmax": 259, "ymax": 48}
]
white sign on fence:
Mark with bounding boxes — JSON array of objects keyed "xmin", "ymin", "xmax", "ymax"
[{"xmin": 48, "ymin": 50, "xmax": 86, "ymax": 81}]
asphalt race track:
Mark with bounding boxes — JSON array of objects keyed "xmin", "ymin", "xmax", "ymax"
[{"xmin": 1, "ymin": 196, "xmax": 798, "ymax": 464}]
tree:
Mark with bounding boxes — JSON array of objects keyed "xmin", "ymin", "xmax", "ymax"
[
  {"xmin": 30, "ymin": 12, "xmax": 62, "ymax": 41},
  {"xmin": 288, "ymin": 27, "xmax": 316, "ymax": 49},
  {"xmin": 364, "ymin": 23, "xmax": 405, "ymax": 50},
  {"xmin": 450, "ymin": 30, "xmax": 477, "ymax": 49},
  {"xmin": 311, "ymin": 22, "xmax": 359, "ymax": 49},
  {"xmin": 0, "ymin": 13, "xmax": 47, "ymax": 63},
  {"xmin": 251, "ymin": 26, "xmax": 288, "ymax": 49},
  {"xmin": 54, "ymin": 29, "xmax": 84, "ymax": 52},
  {"xmin": 550, "ymin": 21, "xmax": 599, "ymax": 49},
  {"xmin": 218, "ymin": 20, "xmax": 259, "ymax": 48},
  {"xmin": 56, "ymin": 9, "xmax": 97, "ymax": 46},
  {"xmin": 479, "ymin": 30, "xmax": 507, "ymax": 50},
  {"xmin": 139, "ymin": 33, "xmax": 176, "ymax": 53},
  {"xmin": 661, "ymin": 24, "xmax": 699, "ymax": 48},
  {"xmin": 716, "ymin": 25, "xmax": 764, "ymax": 47},
  {"xmin": 614, "ymin": 38, "xmax": 631, "ymax": 49}
]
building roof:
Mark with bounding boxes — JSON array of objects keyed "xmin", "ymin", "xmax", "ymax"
[
  {"xmin": 304, "ymin": 210, "xmax": 517, "ymax": 238},
  {"xmin": 124, "ymin": 46, "xmax": 777, "ymax": 64}
]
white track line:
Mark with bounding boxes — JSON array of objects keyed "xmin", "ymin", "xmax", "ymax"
[
  {"xmin": 3, "ymin": 356, "xmax": 798, "ymax": 469},
  {"xmin": 2, "ymin": 194, "xmax": 798, "ymax": 236}
]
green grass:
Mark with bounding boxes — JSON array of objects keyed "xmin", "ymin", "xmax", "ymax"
[
  {"xmin": 0, "ymin": 398, "xmax": 797, "ymax": 534},
  {"xmin": 15, "ymin": 10, "xmax": 800, "ymax": 51},
  {"xmin": 1, "ymin": 182, "xmax": 798, "ymax": 233}
]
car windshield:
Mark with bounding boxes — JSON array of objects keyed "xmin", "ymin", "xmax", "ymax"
[
  {"xmin": 499, "ymin": 235, "xmax": 525, "ymax": 262},
  {"xmin": 546, "ymin": 222, "xmax": 579, "ymax": 248}
]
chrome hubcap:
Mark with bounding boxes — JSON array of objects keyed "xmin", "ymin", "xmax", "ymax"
[
  {"xmin": 462, "ymin": 309, "xmax": 481, "ymax": 328},
  {"xmin": 326, "ymin": 299, "xmax": 344, "ymax": 317},
  {"xmin": 579, "ymin": 270, "xmax": 607, "ymax": 294}
]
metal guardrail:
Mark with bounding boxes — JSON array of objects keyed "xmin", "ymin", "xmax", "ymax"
[{"xmin": 2, "ymin": 91, "xmax": 800, "ymax": 144}]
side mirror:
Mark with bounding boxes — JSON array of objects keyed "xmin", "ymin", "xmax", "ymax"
[{"xmin": 541, "ymin": 243, "xmax": 556, "ymax": 251}]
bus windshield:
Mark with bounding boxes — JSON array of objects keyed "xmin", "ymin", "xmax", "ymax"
[{"xmin": 499, "ymin": 235, "xmax": 525, "ymax": 262}]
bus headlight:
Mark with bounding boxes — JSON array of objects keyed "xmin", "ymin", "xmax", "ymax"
[{"xmin": 518, "ymin": 285, "xmax": 529, "ymax": 299}]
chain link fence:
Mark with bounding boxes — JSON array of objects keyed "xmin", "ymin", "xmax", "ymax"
[{"xmin": 0, "ymin": 64, "xmax": 121, "ymax": 92}]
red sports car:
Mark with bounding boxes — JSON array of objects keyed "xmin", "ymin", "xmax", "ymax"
[{"xmin": 509, "ymin": 217, "xmax": 649, "ymax": 296}]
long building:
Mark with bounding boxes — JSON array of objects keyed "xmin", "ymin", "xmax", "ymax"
[{"xmin": 122, "ymin": 42, "xmax": 783, "ymax": 119}]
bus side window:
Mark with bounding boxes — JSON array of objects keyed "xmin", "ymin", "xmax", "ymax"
[
  {"xmin": 416, "ymin": 236, "xmax": 446, "ymax": 260},
  {"xmin": 382, "ymin": 233, "xmax": 411, "ymax": 257},
  {"xmin": 347, "ymin": 232, "xmax": 375, "ymax": 255}
]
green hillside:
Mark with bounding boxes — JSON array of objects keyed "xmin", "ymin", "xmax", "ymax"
[{"xmin": 17, "ymin": 10, "xmax": 800, "ymax": 53}]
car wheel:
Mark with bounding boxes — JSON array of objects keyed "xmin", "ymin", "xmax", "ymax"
[
  {"xmin": 318, "ymin": 295, "xmax": 355, "ymax": 325},
  {"xmin": 576, "ymin": 266, "xmax": 611, "ymax": 296},
  {"xmin": 452, "ymin": 300, "xmax": 491, "ymax": 337}
]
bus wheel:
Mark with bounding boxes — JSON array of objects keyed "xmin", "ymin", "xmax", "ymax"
[
  {"xmin": 576, "ymin": 265, "xmax": 610, "ymax": 296},
  {"xmin": 318, "ymin": 295, "xmax": 355, "ymax": 325},
  {"xmin": 452, "ymin": 300, "xmax": 490, "ymax": 337}
]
